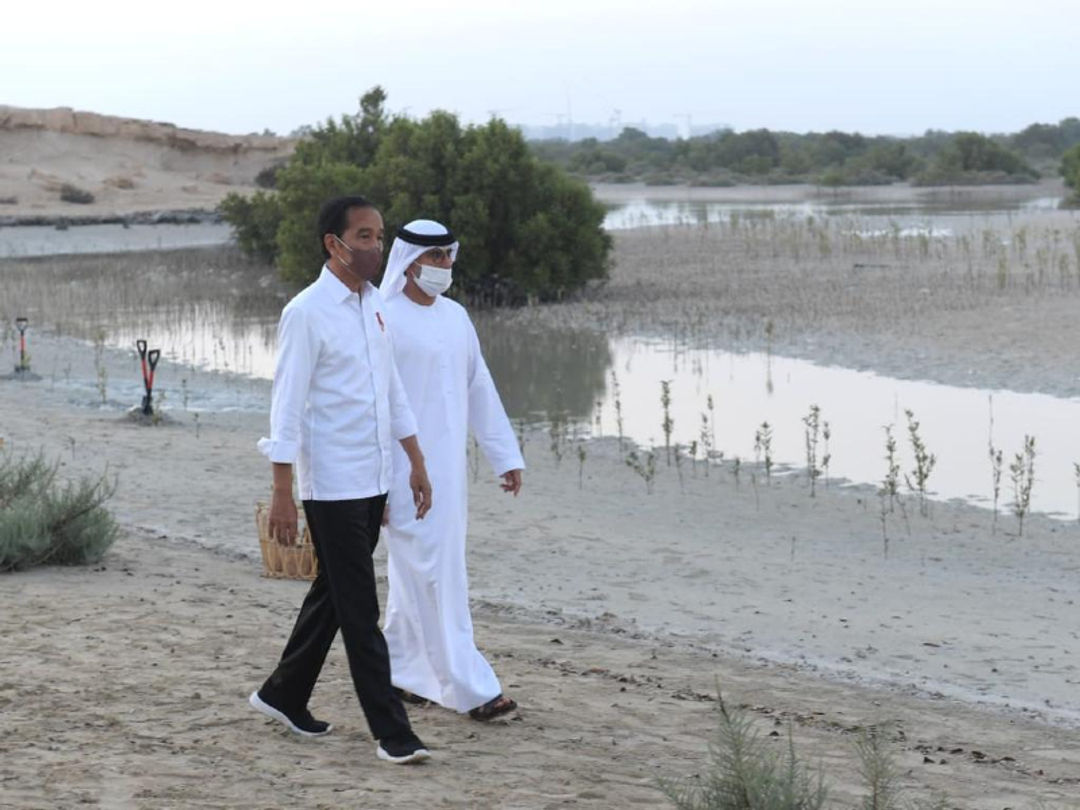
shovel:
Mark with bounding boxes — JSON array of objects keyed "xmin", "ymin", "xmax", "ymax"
[
  {"xmin": 136, "ymin": 339, "xmax": 161, "ymax": 415},
  {"xmin": 14, "ymin": 317, "xmax": 28, "ymax": 373}
]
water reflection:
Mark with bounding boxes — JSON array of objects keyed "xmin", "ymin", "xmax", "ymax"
[
  {"xmin": 596, "ymin": 339, "xmax": 1080, "ymax": 521},
  {"xmin": 474, "ymin": 315, "xmax": 611, "ymax": 421},
  {"xmin": 603, "ymin": 194, "xmax": 1068, "ymax": 232}
]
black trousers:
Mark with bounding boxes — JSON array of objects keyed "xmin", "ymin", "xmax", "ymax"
[{"xmin": 260, "ymin": 495, "xmax": 411, "ymax": 741}]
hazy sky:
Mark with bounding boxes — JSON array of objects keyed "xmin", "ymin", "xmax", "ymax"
[{"xmin": 4, "ymin": 0, "xmax": 1077, "ymax": 137}]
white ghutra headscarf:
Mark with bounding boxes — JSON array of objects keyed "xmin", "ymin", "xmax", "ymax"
[{"xmin": 379, "ymin": 219, "xmax": 459, "ymax": 302}]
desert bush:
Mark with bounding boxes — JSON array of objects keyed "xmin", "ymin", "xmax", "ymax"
[
  {"xmin": 660, "ymin": 693, "xmax": 828, "ymax": 809},
  {"xmin": 0, "ymin": 450, "xmax": 118, "ymax": 572},
  {"xmin": 59, "ymin": 183, "xmax": 95, "ymax": 204},
  {"xmin": 661, "ymin": 696, "xmax": 961, "ymax": 810}
]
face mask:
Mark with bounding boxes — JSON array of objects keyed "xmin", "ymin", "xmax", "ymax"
[
  {"xmin": 414, "ymin": 264, "xmax": 453, "ymax": 297},
  {"xmin": 333, "ymin": 235, "xmax": 382, "ymax": 286}
]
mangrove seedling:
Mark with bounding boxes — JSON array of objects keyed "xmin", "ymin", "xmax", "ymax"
[
  {"xmin": 903, "ymin": 408, "xmax": 936, "ymax": 517},
  {"xmin": 660, "ymin": 380, "xmax": 674, "ymax": 466},
  {"xmin": 754, "ymin": 421, "xmax": 774, "ymax": 484},
  {"xmin": 611, "ymin": 370, "xmax": 625, "ymax": 453},
  {"xmin": 1009, "ymin": 435, "xmax": 1036, "ymax": 537},
  {"xmin": 625, "ymin": 447, "xmax": 657, "ymax": 494},
  {"xmin": 881, "ymin": 425, "xmax": 900, "ymax": 514},
  {"xmin": 803, "ymin": 404, "xmax": 822, "ymax": 496}
]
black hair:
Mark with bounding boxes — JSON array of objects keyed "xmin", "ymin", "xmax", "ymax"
[{"xmin": 316, "ymin": 195, "xmax": 375, "ymax": 259}]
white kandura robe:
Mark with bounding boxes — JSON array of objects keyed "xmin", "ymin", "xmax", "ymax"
[{"xmin": 382, "ymin": 294, "xmax": 524, "ymax": 712}]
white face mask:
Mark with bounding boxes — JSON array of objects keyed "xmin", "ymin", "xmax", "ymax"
[{"xmin": 414, "ymin": 264, "xmax": 452, "ymax": 297}]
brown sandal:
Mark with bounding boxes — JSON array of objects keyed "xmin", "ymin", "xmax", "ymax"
[
  {"xmin": 393, "ymin": 687, "xmax": 431, "ymax": 707},
  {"xmin": 469, "ymin": 694, "xmax": 517, "ymax": 721}
]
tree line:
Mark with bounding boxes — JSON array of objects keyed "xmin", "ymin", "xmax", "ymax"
[{"xmin": 532, "ymin": 119, "xmax": 1080, "ymax": 188}]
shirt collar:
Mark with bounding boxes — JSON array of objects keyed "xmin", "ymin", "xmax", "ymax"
[{"xmin": 317, "ymin": 264, "xmax": 370, "ymax": 304}]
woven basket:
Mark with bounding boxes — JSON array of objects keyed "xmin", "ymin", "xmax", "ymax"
[{"xmin": 255, "ymin": 502, "xmax": 319, "ymax": 581}]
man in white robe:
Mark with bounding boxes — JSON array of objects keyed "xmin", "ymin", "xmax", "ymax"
[{"xmin": 379, "ymin": 219, "xmax": 524, "ymax": 720}]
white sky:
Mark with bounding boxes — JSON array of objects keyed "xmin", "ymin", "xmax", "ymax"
[{"xmin": 3, "ymin": 0, "xmax": 1077, "ymax": 137}]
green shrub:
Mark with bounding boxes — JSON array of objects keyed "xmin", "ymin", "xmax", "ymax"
[
  {"xmin": 1062, "ymin": 143, "xmax": 1080, "ymax": 206},
  {"xmin": 221, "ymin": 86, "xmax": 611, "ymax": 305},
  {"xmin": 59, "ymin": 183, "xmax": 95, "ymax": 204},
  {"xmin": 219, "ymin": 190, "xmax": 283, "ymax": 265},
  {"xmin": 0, "ymin": 451, "xmax": 118, "ymax": 572},
  {"xmin": 660, "ymin": 694, "xmax": 828, "ymax": 809}
]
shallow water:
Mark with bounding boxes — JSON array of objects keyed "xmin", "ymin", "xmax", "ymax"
[
  {"xmin": 590, "ymin": 339, "xmax": 1080, "ymax": 521},
  {"xmin": 602, "ymin": 190, "xmax": 1067, "ymax": 232},
  {"xmin": 0, "ymin": 222, "xmax": 232, "ymax": 258},
  {"xmin": 10, "ymin": 303, "xmax": 1079, "ymax": 520}
]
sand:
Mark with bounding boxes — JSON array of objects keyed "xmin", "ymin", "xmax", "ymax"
[
  {"xmin": 2, "ymin": 327, "xmax": 1080, "ymax": 808},
  {"xmin": 2, "ymin": 124, "xmax": 1080, "ymax": 805}
]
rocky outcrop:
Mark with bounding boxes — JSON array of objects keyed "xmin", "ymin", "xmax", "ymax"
[{"xmin": 0, "ymin": 105, "xmax": 294, "ymax": 156}]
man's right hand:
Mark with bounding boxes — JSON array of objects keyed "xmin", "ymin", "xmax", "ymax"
[{"xmin": 269, "ymin": 488, "xmax": 299, "ymax": 545}]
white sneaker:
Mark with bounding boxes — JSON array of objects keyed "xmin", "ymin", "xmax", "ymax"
[{"xmin": 249, "ymin": 690, "xmax": 332, "ymax": 737}]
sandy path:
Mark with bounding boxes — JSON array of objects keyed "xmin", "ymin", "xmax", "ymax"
[{"xmin": 3, "ymin": 531, "xmax": 1079, "ymax": 809}]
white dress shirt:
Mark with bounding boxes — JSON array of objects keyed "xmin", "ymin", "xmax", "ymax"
[{"xmin": 257, "ymin": 266, "xmax": 418, "ymax": 500}]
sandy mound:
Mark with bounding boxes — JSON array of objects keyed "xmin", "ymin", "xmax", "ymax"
[{"xmin": 0, "ymin": 105, "xmax": 294, "ymax": 217}]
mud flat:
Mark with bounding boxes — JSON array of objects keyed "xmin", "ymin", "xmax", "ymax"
[{"xmin": 1, "ymin": 330, "xmax": 1080, "ymax": 808}]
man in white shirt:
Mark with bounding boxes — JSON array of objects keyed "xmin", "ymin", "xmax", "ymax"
[
  {"xmin": 379, "ymin": 219, "xmax": 524, "ymax": 721},
  {"xmin": 250, "ymin": 196, "xmax": 433, "ymax": 764}
]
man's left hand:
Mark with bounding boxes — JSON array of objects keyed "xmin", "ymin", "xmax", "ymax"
[
  {"xmin": 500, "ymin": 469, "xmax": 523, "ymax": 496},
  {"xmin": 410, "ymin": 465, "xmax": 432, "ymax": 519}
]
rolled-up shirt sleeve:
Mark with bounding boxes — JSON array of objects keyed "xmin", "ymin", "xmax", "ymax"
[
  {"xmin": 257, "ymin": 303, "xmax": 318, "ymax": 463},
  {"xmin": 387, "ymin": 345, "xmax": 418, "ymax": 441}
]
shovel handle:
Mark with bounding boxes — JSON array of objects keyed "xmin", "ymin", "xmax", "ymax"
[{"xmin": 147, "ymin": 349, "xmax": 161, "ymax": 390}]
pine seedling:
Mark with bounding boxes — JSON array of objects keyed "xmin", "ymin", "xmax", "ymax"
[
  {"xmin": 625, "ymin": 448, "xmax": 656, "ymax": 494},
  {"xmin": 181, "ymin": 377, "xmax": 190, "ymax": 411},
  {"xmin": 673, "ymin": 442, "xmax": 684, "ymax": 492},
  {"xmin": 732, "ymin": 455, "xmax": 741, "ymax": 489},
  {"xmin": 660, "ymin": 380, "xmax": 674, "ymax": 466},
  {"xmin": 881, "ymin": 425, "xmax": 900, "ymax": 513},
  {"xmin": 803, "ymin": 404, "xmax": 822, "ymax": 496},
  {"xmin": 688, "ymin": 439, "xmax": 698, "ymax": 478},
  {"xmin": 1009, "ymin": 435, "xmax": 1036, "ymax": 537},
  {"xmin": 903, "ymin": 409, "xmax": 936, "ymax": 517},
  {"xmin": 754, "ymin": 421, "xmax": 774, "ymax": 484}
]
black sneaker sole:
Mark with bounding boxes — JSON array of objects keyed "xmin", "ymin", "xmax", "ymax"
[{"xmin": 249, "ymin": 690, "xmax": 332, "ymax": 737}]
